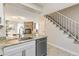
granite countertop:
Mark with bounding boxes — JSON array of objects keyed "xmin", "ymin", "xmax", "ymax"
[{"xmin": 0, "ymin": 35, "xmax": 47, "ymax": 48}]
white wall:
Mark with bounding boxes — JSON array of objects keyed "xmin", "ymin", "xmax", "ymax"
[
  {"xmin": 42, "ymin": 3, "xmax": 77, "ymax": 15},
  {"xmin": 45, "ymin": 18, "xmax": 79, "ymax": 55},
  {"xmin": 58, "ymin": 4, "xmax": 79, "ymax": 22},
  {"xmin": 0, "ymin": 3, "xmax": 6, "ymax": 37}
]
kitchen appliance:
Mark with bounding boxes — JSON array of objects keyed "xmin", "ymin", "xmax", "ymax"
[{"xmin": 36, "ymin": 37, "xmax": 47, "ymax": 56}]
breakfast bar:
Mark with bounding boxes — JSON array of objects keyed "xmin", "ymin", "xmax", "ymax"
[{"xmin": 0, "ymin": 35, "xmax": 47, "ymax": 56}]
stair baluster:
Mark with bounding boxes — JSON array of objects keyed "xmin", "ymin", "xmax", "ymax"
[{"xmin": 45, "ymin": 12, "xmax": 79, "ymax": 43}]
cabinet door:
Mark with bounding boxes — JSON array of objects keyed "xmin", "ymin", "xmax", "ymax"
[
  {"xmin": 25, "ymin": 41, "xmax": 35, "ymax": 56},
  {"xmin": 25, "ymin": 45, "xmax": 35, "ymax": 56},
  {"xmin": 3, "ymin": 41, "xmax": 35, "ymax": 56}
]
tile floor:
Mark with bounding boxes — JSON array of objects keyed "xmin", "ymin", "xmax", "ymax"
[{"xmin": 47, "ymin": 44, "xmax": 74, "ymax": 56}]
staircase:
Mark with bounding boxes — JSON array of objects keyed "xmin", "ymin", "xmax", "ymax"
[
  {"xmin": 45, "ymin": 12, "xmax": 79, "ymax": 43},
  {"xmin": 45, "ymin": 12, "xmax": 79, "ymax": 55}
]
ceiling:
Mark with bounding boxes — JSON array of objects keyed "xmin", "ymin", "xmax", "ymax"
[
  {"xmin": 5, "ymin": 3, "xmax": 41, "ymax": 21},
  {"xmin": 40, "ymin": 3, "xmax": 77, "ymax": 15},
  {"xmin": 5, "ymin": 3, "xmax": 77, "ymax": 21}
]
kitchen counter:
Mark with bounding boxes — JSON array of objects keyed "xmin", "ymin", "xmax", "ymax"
[
  {"xmin": 0, "ymin": 35, "xmax": 47, "ymax": 56},
  {"xmin": 0, "ymin": 35, "xmax": 47, "ymax": 48}
]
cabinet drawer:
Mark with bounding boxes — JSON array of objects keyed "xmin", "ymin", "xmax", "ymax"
[
  {"xmin": 4, "ymin": 50, "xmax": 22, "ymax": 56},
  {"xmin": 4, "ymin": 41, "xmax": 35, "ymax": 54}
]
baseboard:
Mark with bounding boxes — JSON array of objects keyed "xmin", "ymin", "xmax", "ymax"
[{"xmin": 47, "ymin": 42, "xmax": 79, "ymax": 56}]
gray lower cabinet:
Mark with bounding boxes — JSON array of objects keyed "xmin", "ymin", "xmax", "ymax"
[
  {"xmin": 2, "ymin": 37, "xmax": 47, "ymax": 56},
  {"xmin": 25, "ymin": 45, "xmax": 35, "ymax": 56},
  {"xmin": 36, "ymin": 37, "xmax": 47, "ymax": 56},
  {"xmin": 3, "ymin": 41, "xmax": 35, "ymax": 56}
]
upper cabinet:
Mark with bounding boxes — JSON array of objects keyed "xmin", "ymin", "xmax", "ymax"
[{"xmin": 0, "ymin": 3, "xmax": 5, "ymax": 28}]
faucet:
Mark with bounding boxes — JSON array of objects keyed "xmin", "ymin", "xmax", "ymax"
[{"xmin": 19, "ymin": 26, "xmax": 24, "ymax": 39}]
